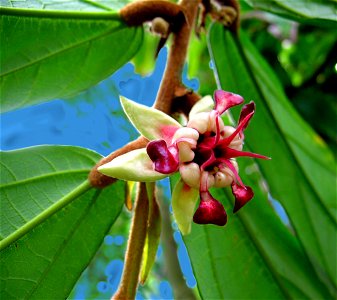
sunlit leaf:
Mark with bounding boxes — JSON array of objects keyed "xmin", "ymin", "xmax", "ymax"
[
  {"xmin": 1, "ymin": 0, "xmax": 132, "ymax": 11},
  {"xmin": 178, "ymin": 162, "xmax": 331, "ymax": 299},
  {"xmin": 0, "ymin": 145, "xmax": 126, "ymax": 299},
  {"xmin": 0, "ymin": 6, "xmax": 143, "ymax": 112},
  {"xmin": 0, "ymin": 181, "xmax": 125, "ymax": 299},
  {"xmin": 0, "ymin": 145, "xmax": 100, "ymax": 242}
]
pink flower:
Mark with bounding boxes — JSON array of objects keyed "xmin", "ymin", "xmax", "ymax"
[{"xmin": 99, "ymin": 90, "xmax": 269, "ymax": 234}]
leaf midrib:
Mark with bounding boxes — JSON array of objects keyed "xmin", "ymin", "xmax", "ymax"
[
  {"xmin": 0, "ymin": 16, "xmax": 126, "ymax": 77},
  {"xmin": 0, "ymin": 169, "xmax": 91, "ymax": 188}
]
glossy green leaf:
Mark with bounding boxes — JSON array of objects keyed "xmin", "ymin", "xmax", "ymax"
[
  {"xmin": 0, "ymin": 145, "xmax": 101, "ymax": 243},
  {"xmin": 0, "ymin": 6, "xmax": 143, "ymax": 112},
  {"xmin": 244, "ymin": 0, "xmax": 337, "ymax": 27},
  {"xmin": 0, "ymin": 180, "xmax": 125, "ymax": 299},
  {"xmin": 208, "ymin": 23, "xmax": 336, "ymax": 294},
  {"xmin": 0, "ymin": 145, "xmax": 125, "ymax": 299},
  {"xmin": 177, "ymin": 160, "xmax": 332, "ymax": 299},
  {"xmin": 1, "ymin": 0, "xmax": 132, "ymax": 11}
]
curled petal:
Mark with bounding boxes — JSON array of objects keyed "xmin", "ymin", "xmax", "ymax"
[
  {"xmin": 172, "ymin": 179, "xmax": 199, "ymax": 235},
  {"xmin": 120, "ymin": 96, "xmax": 181, "ymax": 144},
  {"xmin": 147, "ymin": 140, "xmax": 179, "ymax": 174},
  {"xmin": 193, "ymin": 191, "xmax": 227, "ymax": 226},
  {"xmin": 238, "ymin": 101, "xmax": 255, "ymax": 131},
  {"xmin": 231, "ymin": 182, "xmax": 254, "ymax": 213},
  {"xmin": 172, "ymin": 127, "xmax": 199, "ymax": 144},
  {"xmin": 214, "ymin": 90, "xmax": 244, "ymax": 115},
  {"xmin": 177, "ymin": 142, "xmax": 195, "ymax": 163},
  {"xmin": 98, "ymin": 148, "xmax": 167, "ymax": 182}
]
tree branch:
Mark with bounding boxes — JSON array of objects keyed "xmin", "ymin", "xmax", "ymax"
[
  {"xmin": 112, "ymin": 182, "xmax": 149, "ymax": 300},
  {"xmin": 120, "ymin": 0, "xmax": 185, "ymax": 28},
  {"xmin": 89, "ymin": 0, "xmax": 201, "ymax": 189}
]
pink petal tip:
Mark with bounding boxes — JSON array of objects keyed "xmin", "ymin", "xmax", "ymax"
[{"xmin": 193, "ymin": 191, "xmax": 227, "ymax": 226}]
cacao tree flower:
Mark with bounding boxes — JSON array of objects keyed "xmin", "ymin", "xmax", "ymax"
[{"xmin": 99, "ymin": 90, "xmax": 269, "ymax": 234}]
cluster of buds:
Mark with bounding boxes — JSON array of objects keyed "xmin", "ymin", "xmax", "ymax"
[{"xmin": 99, "ymin": 90, "xmax": 269, "ymax": 234}]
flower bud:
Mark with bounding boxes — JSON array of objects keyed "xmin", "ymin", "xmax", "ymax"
[
  {"xmin": 214, "ymin": 171, "xmax": 233, "ymax": 188},
  {"xmin": 151, "ymin": 17, "xmax": 170, "ymax": 38},
  {"xmin": 180, "ymin": 163, "xmax": 200, "ymax": 189},
  {"xmin": 177, "ymin": 142, "xmax": 195, "ymax": 163},
  {"xmin": 187, "ymin": 112, "xmax": 210, "ymax": 134}
]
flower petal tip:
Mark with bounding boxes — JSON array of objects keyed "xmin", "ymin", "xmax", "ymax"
[
  {"xmin": 232, "ymin": 183, "xmax": 254, "ymax": 213},
  {"xmin": 147, "ymin": 140, "xmax": 179, "ymax": 174},
  {"xmin": 193, "ymin": 191, "xmax": 227, "ymax": 226},
  {"xmin": 214, "ymin": 90, "xmax": 244, "ymax": 115}
]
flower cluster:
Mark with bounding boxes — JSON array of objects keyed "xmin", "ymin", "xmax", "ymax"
[{"xmin": 99, "ymin": 90, "xmax": 269, "ymax": 234}]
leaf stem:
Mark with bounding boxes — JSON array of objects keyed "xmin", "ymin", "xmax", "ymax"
[
  {"xmin": 0, "ymin": 7, "xmax": 120, "ymax": 19},
  {"xmin": 0, "ymin": 180, "xmax": 92, "ymax": 251}
]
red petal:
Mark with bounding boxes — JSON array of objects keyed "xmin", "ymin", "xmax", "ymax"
[
  {"xmin": 225, "ymin": 147, "xmax": 271, "ymax": 160},
  {"xmin": 219, "ymin": 110, "xmax": 254, "ymax": 147},
  {"xmin": 231, "ymin": 182, "xmax": 254, "ymax": 213},
  {"xmin": 214, "ymin": 90, "xmax": 244, "ymax": 115},
  {"xmin": 193, "ymin": 191, "xmax": 227, "ymax": 226},
  {"xmin": 146, "ymin": 140, "xmax": 179, "ymax": 174},
  {"xmin": 238, "ymin": 102, "xmax": 255, "ymax": 134}
]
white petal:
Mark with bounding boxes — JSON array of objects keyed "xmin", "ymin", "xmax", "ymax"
[
  {"xmin": 177, "ymin": 142, "xmax": 195, "ymax": 163},
  {"xmin": 179, "ymin": 163, "xmax": 200, "ymax": 189},
  {"xmin": 172, "ymin": 179, "xmax": 199, "ymax": 235},
  {"xmin": 214, "ymin": 171, "xmax": 233, "ymax": 187},
  {"xmin": 187, "ymin": 112, "xmax": 210, "ymax": 134},
  {"xmin": 98, "ymin": 148, "xmax": 167, "ymax": 182},
  {"xmin": 120, "ymin": 96, "xmax": 181, "ymax": 143},
  {"xmin": 189, "ymin": 95, "xmax": 214, "ymax": 118},
  {"xmin": 172, "ymin": 127, "xmax": 199, "ymax": 143}
]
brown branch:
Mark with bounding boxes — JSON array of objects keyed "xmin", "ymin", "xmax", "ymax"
[
  {"xmin": 89, "ymin": 0, "xmax": 201, "ymax": 189},
  {"xmin": 153, "ymin": 0, "xmax": 201, "ymax": 114},
  {"xmin": 120, "ymin": 0, "xmax": 185, "ymax": 29},
  {"xmin": 112, "ymin": 182, "xmax": 149, "ymax": 300}
]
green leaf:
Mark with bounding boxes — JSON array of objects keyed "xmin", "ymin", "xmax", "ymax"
[
  {"xmin": 0, "ymin": 145, "xmax": 126, "ymax": 299},
  {"xmin": 0, "ymin": 145, "xmax": 101, "ymax": 244},
  {"xmin": 244, "ymin": 0, "xmax": 337, "ymax": 27},
  {"xmin": 1, "ymin": 0, "xmax": 132, "ymax": 11},
  {"xmin": 177, "ymin": 164, "xmax": 331, "ymax": 299},
  {"xmin": 0, "ymin": 6, "xmax": 143, "ymax": 112},
  {"xmin": 0, "ymin": 180, "xmax": 125, "ymax": 299},
  {"xmin": 208, "ymin": 23, "xmax": 336, "ymax": 294}
]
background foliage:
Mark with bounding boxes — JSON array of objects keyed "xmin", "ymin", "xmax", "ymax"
[{"xmin": 1, "ymin": 0, "xmax": 336, "ymax": 299}]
